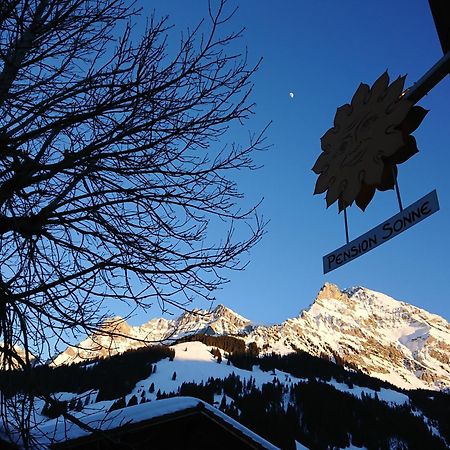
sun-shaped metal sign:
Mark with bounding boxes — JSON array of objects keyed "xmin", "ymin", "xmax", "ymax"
[{"xmin": 312, "ymin": 72, "xmax": 427, "ymax": 211}]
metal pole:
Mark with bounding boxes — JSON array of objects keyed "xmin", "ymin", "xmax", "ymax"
[
  {"xmin": 395, "ymin": 180, "xmax": 404, "ymax": 212},
  {"xmin": 405, "ymin": 51, "xmax": 450, "ymax": 104},
  {"xmin": 343, "ymin": 207, "xmax": 349, "ymax": 244},
  {"xmin": 391, "ymin": 163, "xmax": 404, "ymax": 212}
]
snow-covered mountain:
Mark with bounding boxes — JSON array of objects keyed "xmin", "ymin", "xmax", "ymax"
[
  {"xmin": 246, "ymin": 283, "xmax": 450, "ymax": 391},
  {"xmin": 52, "ymin": 284, "xmax": 450, "ymax": 391},
  {"xmin": 52, "ymin": 304, "xmax": 250, "ymax": 366}
]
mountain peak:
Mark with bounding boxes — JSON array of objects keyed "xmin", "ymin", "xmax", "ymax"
[
  {"xmin": 98, "ymin": 316, "xmax": 131, "ymax": 335},
  {"xmin": 314, "ymin": 284, "xmax": 402, "ymax": 311},
  {"xmin": 315, "ymin": 282, "xmax": 351, "ymax": 304},
  {"xmin": 213, "ymin": 303, "xmax": 230, "ymax": 314},
  {"xmin": 174, "ymin": 303, "xmax": 250, "ymax": 337},
  {"xmin": 212, "ymin": 304, "xmax": 249, "ymax": 322}
]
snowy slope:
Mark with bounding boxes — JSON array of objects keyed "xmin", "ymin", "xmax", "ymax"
[
  {"xmin": 53, "ymin": 283, "xmax": 450, "ymax": 391},
  {"xmin": 32, "ymin": 342, "xmax": 412, "ymax": 449}
]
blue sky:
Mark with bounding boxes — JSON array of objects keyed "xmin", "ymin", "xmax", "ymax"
[{"xmin": 131, "ymin": 0, "xmax": 450, "ymax": 325}]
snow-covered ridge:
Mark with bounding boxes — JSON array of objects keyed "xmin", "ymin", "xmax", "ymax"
[
  {"xmin": 52, "ymin": 304, "xmax": 250, "ymax": 366},
  {"xmin": 246, "ymin": 283, "xmax": 450, "ymax": 391},
  {"xmin": 52, "ymin": 284, "xmax": 450, "ymax": 391}
]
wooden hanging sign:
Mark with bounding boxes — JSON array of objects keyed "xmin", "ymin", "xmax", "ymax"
[{"xmin": 323, "ymin": 190, "xmax": 439, "ymax": 274}]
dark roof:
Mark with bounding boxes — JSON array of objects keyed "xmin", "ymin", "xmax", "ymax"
[{"xmin": 41, "ymin": 397, "xmax": 279, "ymax": 450}]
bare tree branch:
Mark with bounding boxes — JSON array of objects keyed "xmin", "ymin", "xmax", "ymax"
[{"xmin": 0, "ymin": 0, "xmax": 266, "ymax": 446}]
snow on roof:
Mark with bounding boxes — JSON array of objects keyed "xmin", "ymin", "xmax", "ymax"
[{"xmin": 33, "ymin": 396, "xmax": 279, "ymax": 449}]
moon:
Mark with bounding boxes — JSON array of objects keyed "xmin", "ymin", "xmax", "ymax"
[{"xmin": 289, "ymin": 92, "xmax": 294, "ymax": 98}]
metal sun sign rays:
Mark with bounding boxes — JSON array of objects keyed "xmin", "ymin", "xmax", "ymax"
[
  {"xmin": 313, "ymin": 73, "xmax": 427, "ymax": 213},
  {"xmin": 313, "ymin": 72, "xmax": 441, "ymax": 274}
]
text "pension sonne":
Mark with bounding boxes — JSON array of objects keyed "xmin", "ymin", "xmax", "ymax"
[{"xmin": 323, "ymin": 190, "xmax": 439, "ymax": 274}]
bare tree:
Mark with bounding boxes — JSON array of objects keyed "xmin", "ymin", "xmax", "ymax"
[{"xmin": 0, "ymin": 0, "xmax": 265, "ymax": 445}]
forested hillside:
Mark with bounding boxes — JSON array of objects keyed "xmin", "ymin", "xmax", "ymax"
[{"xmin": 1, "ymin": 340, "xmax": 449, "ymax": 449}]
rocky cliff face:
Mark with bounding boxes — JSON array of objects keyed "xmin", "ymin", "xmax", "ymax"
[
  {"xmin": 173, "ymin": 304, "xmax": 250, "ymax": 337},
  {"xmin": 52, "ymin": 284, "xmax": 450, "ymax": 391}
]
